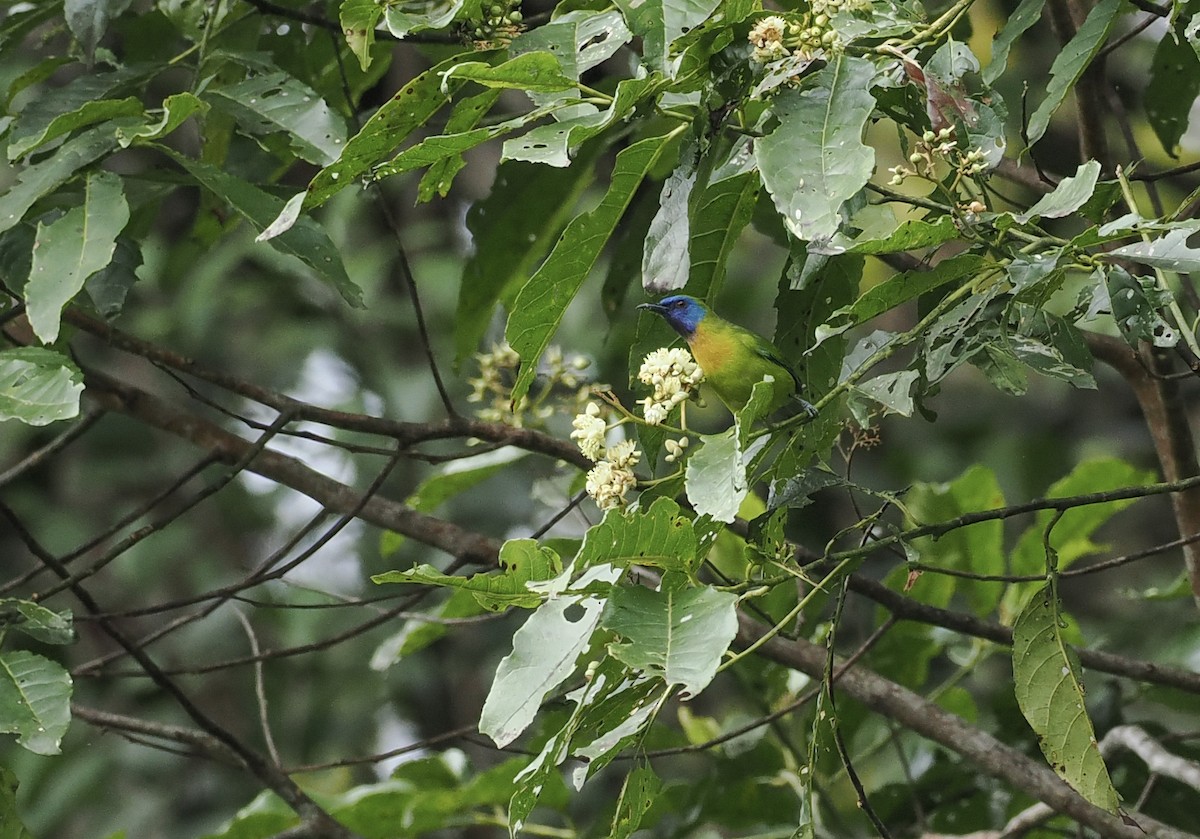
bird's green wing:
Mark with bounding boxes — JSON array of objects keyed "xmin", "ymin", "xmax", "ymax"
[{"xmin": 751, "ymin": 337, "xmax": 804, "ymax": 392}]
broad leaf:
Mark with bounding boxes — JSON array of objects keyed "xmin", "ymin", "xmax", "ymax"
[
  {"xmin": 479, "ymin": 564, "xmax": 621, "ymax": 747},
  {"xmin": 612, "ymin": 0, "xmax": 721, "ymax": 74},
  {"xmin": 0, "ymin": 126, "xmax": 117, "ymax": 236},
  {"xmin": 756, "ymin": 54, "xmax": 876, "ymax": 251},
  {"xmin": 1103, "ymin": 265, "xmax": 1178, "ymax": 347},
  {"xmin": 0, "ymin": 650, "xmax": 72, "ymax": 755},
  {"xmin": 115, "ymin": 92, "xmax": 208, "ymax": 147},
  {"xmin": 1106, "ymin": 227, "xmax": 1200, "ymax": 272},
  {"xmin": 0, "ymin": 600, "xmax": 75, "ymax": 645},
  {"xmin": 642, "ymin": 153, "xmax": 696, "ymax": 293},
  {"xmin": 983, "ymin": 0, "xmax": 1047, "ymax": 85},
  {"xmin": 440, "ymin": 52, "xmax": 579, "ymax": 94},
  {"xmin": 610, "ymin": 762, "xmax": 661, "ymax": 839},
  {"xmin": 384, "ymin": 0, "xmax": 466, "ymax": 38},
  {"xmin": 1013, "ymin": 586, "xmax": 1119, "ymax": 812},
  {"xmin": 7, "ymin": 97, "xmax": 141, "ymax": 161},
  {"xmin": 506, "ymin": 132, "xmax": 671, "ymax": 404},
  {"xmin": 0, "ymin": 766, "xmax": 33, "ymax": 839},
  {"xmin": 340, "ymin": 0, "xmax": 383, "ymax": 70},
  {"xmin": 687, "ymin": 171, "xmax": 758, "ymax": 297},
  {"xmin": 0, "ymin": 348, "xmax": 84, "ymax": 426},
  {"xmin": 64, "ymin": 0, "xmax": 132, "ymax": 61},
  {"xmin": 602, "ymin": 584, "xmax": 738, "ymax": 698},
  {"xmin": 1146, "ymin": 24, "xmax": 1200, "ymax": 156},
  {"xmin": 26, "ymin": 170, "xmax": 128, "ymax": 343},
  {"xmin": 685, "ymin": 427, "xmax": 745, "ymax": 524}
]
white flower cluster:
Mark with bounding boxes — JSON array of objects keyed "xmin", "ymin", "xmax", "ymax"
[
  {"xmin": 888, "ymin": 127, "xmax": 990, "ymax": 185},
  {"xmin": 637, "ymin": 347, "xmax": 704, "ymax": 426},
  {"xmin": 571, "ymin": 403, "xmax": 643, "ymax": 510},
  {"xmin": 747, "ymin": 1, "xmax": 871, "ymax": 65},
  {"xmin": 467, "ymin": 341, "xmax": 592, "ymax": 426},
  {"xmin": 663, "ymin": 436, "xmax": 689, "ymax": 463}
]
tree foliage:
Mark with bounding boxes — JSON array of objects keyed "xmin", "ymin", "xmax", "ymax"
[{"xmin": 2, "ymin": 0, "xmax": 1200, "ymax": 837}]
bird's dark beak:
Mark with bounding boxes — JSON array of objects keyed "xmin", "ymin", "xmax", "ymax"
[{"xmin": 638, "ymin": 302, "xmax": 665, "ymax": 315}]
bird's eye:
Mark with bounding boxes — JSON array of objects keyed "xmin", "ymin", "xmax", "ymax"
[{"xmin": 673, "ymin": 300, "xmax": 685, "ymax": 308}]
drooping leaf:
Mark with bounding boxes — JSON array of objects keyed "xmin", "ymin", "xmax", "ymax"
[
  {"xmin": 0, "ymin": 126, "xmax": 118, "ymax": 236},
  {"xmin": 685, "ymin": 426, "xmax": 745, "ymax": 524},
  {"xmin": 602, "ymin": 584, "xmax": 738, "ymax": 698},
  {"xmin": 0, "ymin": 348, "xmax": 84, "ymax": 426},
  {"xmin": 373, "ymin": 538, "xmax": 562, "ymax": 611},
  {"xmin": 479, "ymin": 564, "xmax": 621, "ymax": 747},
  {"xmin": 0, "ymin": 766, "xmax": 34, "ymax": 839},
  {"xmin": 756, "ymin": 54, "xmax": 876, "ymax": 251},
  {"xmin": 205, "ymin": 71, "xmax": 348, "ymax": 166},
  {"xmin": 1025, "ymin": 0, "xmax": 1122, "ymax": 148},
  {"xmin": 642, "ymin": 153, "xmax": 696, "ymax": 293},
  {"xmin": 576, "ymin": 497, "xmax": 698, "ymax": 574},
  {"xmin": 161, "ymin": 148, "xmax": 363, "ymax": 307},
  {"xmin": 5, "ymin": 66, "xmax": 143, "ymax": 158},
  {"xmin": 85, "ymin": 236, "xmax": 142, "ymax": 318},
  {"xmin": 849, "ymin": 369, "xmax": 919, "ymax": 421},
  {"xmin": 0, "ymin": 650, "xmax": 72, "ymax": 755},
  {"xmin": 0, "ymin": 600, "xmax": 75, "ymax": 645},
  {"xmin": 441, "ymin": 52, "xmax": 580, "ymax": 94},
  {"xmin": 416, "ymin": 90, "xmax": 502, "ymax": 201},
  {"xmin": 983, "ymin": 0, "xmax": 1047, "ymax": 85},
  {"xmin": 25, "ymin": 170, "xmax": 129, "ymax": 343},
  {"xmin": 1146, "ymin": 23, "xmax": 1200, "ymax": 156},
  {"xmin": 610, "ymin": 762, "xmax": 661, "ymax": 839},
  {"xmin": 506, "ymin": 132, "xmax": 672, "ymax": 404},
  {"xmin": 687, "ymin": 171, "xmax": 758, "ymax": 298},
  {"xmin": 1012, "ymin": 585, "xmax": 1119, "ymax": 812},
  {"xmin": 383, "ymin": 0, "xmax": 466, "ymax": 38},
  {"xmin": 1015, "ymin": 160, "xmax": 1102, "ymax": 222}
]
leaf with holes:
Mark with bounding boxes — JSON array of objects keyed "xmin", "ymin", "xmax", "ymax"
[
  {"xmin": 340, "ymin": 0, "xmax": 383, "ymax": 70},
  {"xmin": 576, "ymin": 497, "xmax": 697, "ymax": 575}
]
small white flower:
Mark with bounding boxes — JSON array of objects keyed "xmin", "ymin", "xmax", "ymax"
[
  {"xmin": 570, "ymin": 405, "xmax": 607, "ymax": 461},
  {"xmin": 749, "ymin": 15, "xmax": 787, "ymax": 48},
  {"xmin": 585, "ymin": 461, "xmax": 637, "ymax": 510},
  {"xmin": 606, "ymin": 440, "xmax": 641, "ymax": 469},
  {"xmin": 642, "ymin": 399, "xmax": 669, "ymax": 426}
]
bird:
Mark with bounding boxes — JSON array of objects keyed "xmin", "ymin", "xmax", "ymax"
[{"xmin": 638, "ymin": 294, "xmax": 817, "ymax": 419}]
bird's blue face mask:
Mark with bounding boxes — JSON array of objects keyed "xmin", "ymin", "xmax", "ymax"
[{"xmin": 638, "ymin": 295, "xmax": 706, "ymax": 337}]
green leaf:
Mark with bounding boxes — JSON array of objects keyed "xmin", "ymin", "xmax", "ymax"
[
  {"xmin": 0, "ymin": 126, "xmax": 118, "ymax": 236},
  {"xmin": 685, "ymin": 426, "xmax": 746, "ymax": 524},
  {"xmin": 161, "ymin": 148, "xmax": 363, "ymax": 307},
  {"xmin": 0, "ymin": 348, "xmax": 84, "ymax": 426},
  {"xmin": 1147, "ymin": 24, "xmax": 1200, "ymax": 156},
  {"xmin": 416, "ymin": 90, "xmax": 501, "ymax": 201},
  {"xmin": 610, "ymin": 762, "xmax": 661, "ymax": 839},
  {"xmin": 576, "ymin": 497, "xmax": 698, "ymax": 574},
  {"xmin": 756, "ymin": 53, "xmax": 876, "ymax": 251},
  {"xmin": 373, "ymin": 538, "xmax": 562, "ymax": 611},
  {"xmin": 506, "ymin": 132, "xmax": 671, "ymax": 404},
  {"xmin": 115, "ymin": 92, "xmax": 209, "ymax": 147},
  {"xmin": 5, "ymin": 66, "xmax": 143, "ymax": 157},
  {"xmin": 1103, "ymin": 265, "xmax": 1178, "ymax": 347},
  {"xmin": 383, "ymin": 0, "xmax": 466, "ymax": 38},
  {"xmin": 0, "ymin": 600, "xmax": 75, "ymax": 645},
  {"xmin": 815, "ymin": 253, "xmax": 985, "ymax": 347},
  {"xmin": 642, "ymin": 154, "xmax": 696, "ymax": 294},
  {"xmin": 1106, "ymin": 227, "xmax": 1200, "ymax": 272},
  {"xmin": 850, "ymin": 369, "xmax": 919, "ymax": 421},
  {"xmin": 25, "ymin": 170, "xmax": 129, "ymax": 343},
  {"xmin": 0, "ymin": 766, "xmax": 34, "ymax": 839},
  {"xmin": 63, "ymin": 0, "xmax": 132, "ymax": 61},
  {"xmin": 370, "ymin": 588, "xmax": 487, "ymax": 667},
  {"xmin": 1015, "ymin": 160, "xmax": 1102, "ymax": 222},
  {"xmin": 479, "ymin": 564, "xmax": 620, "ymax": 747},
  {"xmin": 0, "ymin": 650, "xmax": 72, "ymax": 755},
  {"xmin": 903, "ymin": 465, "xmax": 1006, "ymax": 613},
  {"xmin": 205, "ymin": 71, "xmax": 348, "ymax": 166},
  {"xmin": 441, "ymin": 52, "xmax": 579, "ymax": 93},
  {"xmin": 340, "ymin": 0, "xmax": 383, "ymax": 71},
  {"xmin": 7, "ymin": 97, "xmax": 142, "ymax": 161},
  {"xmin": 843, "ymin": 214, "xmax": 959, "ymax": 254},
  {"xmin": 1025, "ymin": 0, "xmax": 1122, "ymax": 147},
  {"xmin": 1009, "ymin": 458, "xmax": 1154, "ymax": 579},
  {"xmin": 687, "ymin": 171, "xmax": 758, "ymax": 298},
  {"xmin": 983, "ymin": 0, "xmax": 1047, "ymax": 85},
  {"xmin": 602, "ymin": 584, "xmax": 738, "ymax": 698},
  {"xmin": 1012, "ymin": 586, "xmax": 1119, "ymax": 812},
  {"xmin": 85, "ymin": 236, "xmax": 142, "ymax": 317}
]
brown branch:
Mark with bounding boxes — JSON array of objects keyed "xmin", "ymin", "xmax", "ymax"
[
  {"xmin": 63, "ymin": 308, "xmax": 589, "ymax": 469},
  {"xmin": 736, "ymin": 613, "xmax": 1199, "ymax": 839}
]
